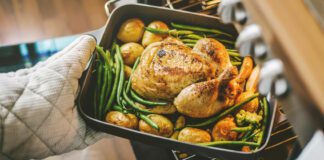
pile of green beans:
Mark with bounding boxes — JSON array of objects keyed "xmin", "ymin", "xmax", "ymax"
[
  {"xmin": 145, "ymin": 23, "xmax": 235, "ymax": 48},
  {"xmin": 256, "ymin": 97, "xmax": 269, "ymax": 148},
  {"xmin": 93, "ymin": 44, "xmax": 171, "ymax": 129},
  {"xmin": 94, "ymin": 46, "xmax": 113, "ymax": 119},
  {"xmin": 171, "ymin": 22, "xmax": 233, "ymax": 38}
]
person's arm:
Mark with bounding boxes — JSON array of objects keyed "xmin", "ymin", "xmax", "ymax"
[{"xmin": 0, "ymin": 35, "xmax": 108, "ymax": 160}]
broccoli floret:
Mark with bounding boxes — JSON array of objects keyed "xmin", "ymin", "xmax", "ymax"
[{"xmin": 236, "ymin": 110, "xmax": 262, "ymax": 126}]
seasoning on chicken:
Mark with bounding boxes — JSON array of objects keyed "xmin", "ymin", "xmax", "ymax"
[{"xmin": 132, "ymin": 38, "xmax": 238, "ymax": 118}]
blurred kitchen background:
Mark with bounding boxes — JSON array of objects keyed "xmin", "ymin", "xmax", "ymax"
[
  {"xmin": 0, "ymin": 0, "xmax": 108, "ymax": 72},
  {"xmin": 2, "ymin": 0, "xmax": 317, "ymax": 160}
]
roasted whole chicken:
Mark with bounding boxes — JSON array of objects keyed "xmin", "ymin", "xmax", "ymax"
[
  {"xmin": 131, "ymin": 37, "xmax": 245, "ymax": 118},
  {"xmin": 96, "ymin": 19, "xmax": 266, "ymax": 153}
]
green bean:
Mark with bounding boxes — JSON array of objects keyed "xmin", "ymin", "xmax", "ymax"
[
  {"xmin": 227, "ymin": 49, "xmax": 238, "ymax": 52},
  {"xmin": 138, "ymin": 113, "xmax": 159, "ymax": 130},
  {"xmin": 111, "ymin": 41, "xmax": 117, "ymax": 57},
  {"xmin": 232, "ymin": 56, "xmax": 242, "ymax": 62},
  {"xmin": 106, "ymin": 49, "xmax": 113, "ymax": 66},
  {"xmin": 231, "ymin": 125, "xmax": 253, "ymax": 132},
  {"xmin": 99, "ymin": 65, "xmax": 109, "ymax": 115},
  {"xmin": 104, "ymin": 50, "xmax": 113, "ymax": 104},
  {"xmin": 231, "ymin": 61, "xmax": 242, "ymax": 66},
  {"xmin": 145, "ymin": 27, "xmax": 193, "ymax": 36},
  {"xmin": 227, "ymin": 51, "xmax": 241, "ymax": 57},
  {"xmin": 229, "ymin": 57, "xmax": 240, "ymax": 62},
  {"xmin": 199, "ymin": 141, "xmax": 259, "ymax": 147},
  {"xmin": 112, "ymin": 105, "xmax": 124, "ymax": 113},
  {"xmin": 96, "ymin": 61, "xmax": 103, "ymax": 117},
  {"xmin": 171, "ymin": 22, "xmax": 233, "ymax": 38},
  {"xmin": 96, "ymin": 46, "xmax": 114, "ymax": 112},
  {"xmin": 122, "ymin": 81, "xmax": 153, "ymax": 114},
  {"xmin": 218, "ymin": 39, "xmax": 235, "ymax": 45},
  {"xmin": 170, "ymin": 30, "xmax": 194, "ymax": 36},
  {"xmin": 185, "ymin": 43, "xmax": 195, "ymax": 47},
  {"xmin": 242, "ymin": 129, "xmax": 260, "ymax": 141},
  {"xmin": 240, "ymin": 130, "xmax": 253, "ymax": 141},
  {"xmin": 130, "ymin": 90, "xmax": 168, "ymax": 106},
  {"xmin": 181, "ymin": 39, "xmax": 198, "ymax": 43},
  {"xmin": 116, "ymin": 44, "xmax": 124, "ymax": 106},
  {"xmin": 93, "ymin": 85, "xmax": 98, "ymax": 118},
  {"xmin": 256, "ymin": 97, "xmax": 269, "ymax": 147},
  {"xmin": 187, "ymin": 93, "xmax": 259, "ymax": 127},
  {"xmin": 103, "ymin": 54, "xmax": 121, "ymax": 116},
  {"xmin": 145, "ymin": 27, "xmax": 169, "ymax": 34},
  {"xmin": 96, "ymin": 46, "xmax": 110, "ymax": 64},
  {"xmin": 126, "ymin": 58, "xmax": 140, "ymax": 93},
  {"xmin": 183, "ymin": 34, "xmax": 204, "ymax": 40},
  {"xmin": 121, "ymin": 99, "xmax": 128, "ymax": 108}
]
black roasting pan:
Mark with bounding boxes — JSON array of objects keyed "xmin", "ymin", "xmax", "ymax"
[{"xmin": 77, "ymin": 4, "xmax": 277, "ymax": 160}]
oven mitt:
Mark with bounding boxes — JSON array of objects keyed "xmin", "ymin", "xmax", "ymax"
[{"xmin": 0, "ymin": 35, "xmax": 110, "ymax": 160}]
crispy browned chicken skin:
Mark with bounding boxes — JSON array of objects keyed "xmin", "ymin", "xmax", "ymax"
[
  {"xmin": 132, "ymin": 38, "xmax": 238, "ymax": 118},
  {"xmin": 132, "ymin": 38, "xmax": 213, "ymax": 100}
]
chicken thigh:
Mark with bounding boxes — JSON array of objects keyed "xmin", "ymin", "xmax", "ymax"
[{"xmin": 174, "ymin": 38, "xmax": 237, "ymax": 118}]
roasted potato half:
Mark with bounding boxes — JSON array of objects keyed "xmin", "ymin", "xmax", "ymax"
[
  {"xmin": 106, "ymin": 111, "xmax": 138, "ymax": 129},
  {"xmin": 142, "ymin": 21, "xmax": 169, "ymax": 47},
  {"xmin": 139, "ymin": 114, "xmax": 173, "ymax": 137},
  {"xmin": 235, "ymin": 91, "xmax": 259, "ymax": 113},
  {"xmin": 178, "ymin": 127, "xmax": 211, "ymax": 143},
  {"xmin": 171, "ymin": 116, "xmax": 186, "ymax": 140},
  {"xmin": 117, "ymin": 18, "xmax": 145, "ymax": 43},
  {"xmin": 121, "ymin": 42, "xmax": 144, "ymax": 66},
  {"xmin": 212, "ymin": 116, "xmax": 238, "ymax": 141},
  {"xmin": 124, "ymin": 65, "xmax": 132, "ymax": 80}
]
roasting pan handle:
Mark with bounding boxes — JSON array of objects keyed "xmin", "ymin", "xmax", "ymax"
[{"xmin": 104, "ymin": 0, "xmax": 117, "ymax": 16}]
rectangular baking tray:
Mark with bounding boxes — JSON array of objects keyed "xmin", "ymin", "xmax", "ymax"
[{"xmin": 77, "ymin": 4, "xmax": 277, "ymax": 160}]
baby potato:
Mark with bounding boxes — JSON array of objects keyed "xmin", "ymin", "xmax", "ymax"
[
  {"xmin": 235, "ymin": 91, "xmax": 259, "ymax": 113},
  {"xmin": 175, "ymin": 116, "xmax": 186, "ymax": 129},
  {"xmin": 170, "ymin": 131, "xmax": 180, "ymax": 140},
  {"xmin": 212, "ymin": 116, "xmax": 238, "ymax": 141},
  {"xmin": 117, "ymin": 18, "xmax": 145, "ymax": 43},
  {"xmin": 142, "ymin": 21, "xmax": 169, "ymax": 47},
  {"xmin": 106, "ymin": 111, "xmax": 138, "ymax": 129},
  {"xmin": 139, "ymin": 114, "xmax": 173, "ymax": 137},
  {"xmin": 121, "ymin": 42, "xmax": 144, "ymax": 66},
  {"xmin": 124, "ymin": 65, "xmax": 132, "ymax": 80},
  {"xmin": 178, "ymin": 127, "xmax": 211, "ymax": 143}
]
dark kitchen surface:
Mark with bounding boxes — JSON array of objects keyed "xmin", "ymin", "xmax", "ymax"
[{"xmin": 0, "ymin": 0, "xmax": 300, "ymax": 160}]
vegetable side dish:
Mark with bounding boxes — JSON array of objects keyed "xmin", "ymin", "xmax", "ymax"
[{"xmin": 92, "ymin": 18, "xmax": 268, "ymax": 152}]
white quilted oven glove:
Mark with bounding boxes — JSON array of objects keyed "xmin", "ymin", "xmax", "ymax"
[{"xmin": 0, "ymin": 35, "xmax": 109, "ymax": 160}]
